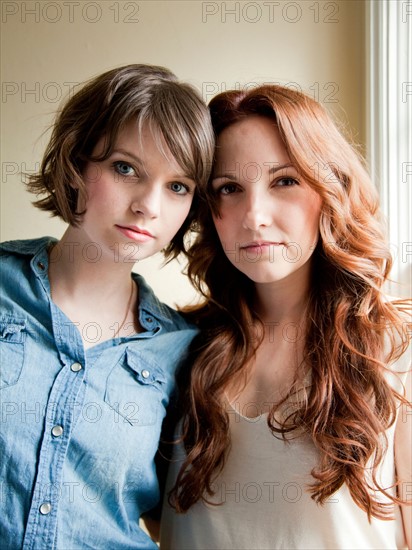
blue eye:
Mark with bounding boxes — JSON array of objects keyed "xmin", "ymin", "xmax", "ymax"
[
  {"xmin": 113, "ymin": 161, "xmax": 136, "ymax": 177},
  {"xmin": 170, "ymin": 182, "xmax": 190, "ymax": 195}
]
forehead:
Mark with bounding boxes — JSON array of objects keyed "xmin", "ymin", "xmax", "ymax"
[
  {"xmin": 215, "ymin": 116, "xmax": 290, "ymax": 165},
  {"xmin": 94, "ymin": 120, "xmax": 187, "ymax": 174},
  {"xmin": 115, "ymin": 120, "xmax": 171, "ymax": 156}
]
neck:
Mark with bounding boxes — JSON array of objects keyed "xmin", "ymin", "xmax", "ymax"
[
  {"xmin": 253, "ymin": 265, "xmax": 312, "ymax": 325},
  {"xmin": 47, "ymin": 227, "xmax": 140, "ymax": 346},
  {"xmin": 48, "ymin": 226, "xmax": 134, "ymax": 296}
]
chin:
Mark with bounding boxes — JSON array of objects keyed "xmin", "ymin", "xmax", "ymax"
[
  {"xmin": 239, "ymin": 259, "xmax": 306, "ymax": 283},
  {"xmin": 240, "ymin": 270, "xmax": 288, "ymax": 285}
]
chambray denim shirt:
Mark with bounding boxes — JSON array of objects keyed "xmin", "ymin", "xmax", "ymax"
[{"xmin": 0, "ymin": 237, "xmax": 197, "ymax": 550}]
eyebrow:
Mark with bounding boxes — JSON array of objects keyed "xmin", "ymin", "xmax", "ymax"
[
  {"xmin": 212, "ymin": 162, "xmax": 295, "ymax": 180},
  {"xmin": 111, "ymin": 149, "xmax": 143, "ymax": 165},
  {"xmin": 268, "ymin": 163, "xmax": 295, "ymax": 175},
  {"xmin": 110, "ymin": 149, "xmax": 195, "ymax": 182}
]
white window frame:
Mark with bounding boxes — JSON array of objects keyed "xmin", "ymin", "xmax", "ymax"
[{"xmin": 366, "ymin": 0, "xmax": 412, "ymax": 297}]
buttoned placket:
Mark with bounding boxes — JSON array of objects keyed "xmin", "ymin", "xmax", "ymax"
[
  {"xmin": 0, "ymin": 238, "xmax": 195, "ymax": 550},
  {"xmin": 22, "ymin": 255, "xmax": 88, "ymax": 550}
]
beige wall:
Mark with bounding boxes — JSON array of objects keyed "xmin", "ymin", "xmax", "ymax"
[{"xmin": 1, "ymin": 0, "xmax": 365, "ymax": 306}]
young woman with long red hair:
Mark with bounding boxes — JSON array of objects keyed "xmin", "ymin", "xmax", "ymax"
[{"xmin": 160, "ymin": 85, "xmax": 412, "ymax": 549}]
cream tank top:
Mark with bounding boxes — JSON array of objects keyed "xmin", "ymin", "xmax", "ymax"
[{"xmin": 160, "ymin": 346, "xmax": 410, "ymax": 550}]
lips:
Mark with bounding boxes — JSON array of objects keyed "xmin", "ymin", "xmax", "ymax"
[
  {"xmin": 115, "ymin": 224, "xmax": 154, "ymax": 242},
  {"xmin": 240, "ymin": 241, "xmax": 282, "ymax": 250}
]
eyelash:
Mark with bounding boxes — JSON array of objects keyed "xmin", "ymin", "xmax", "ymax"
[
  {"xmin": 169, "ymin": 182, "xmax": 192, "ymax": 196},
  {"xmin": 215, "ymin": 177, "xmax": 299, "ymax": 195},
  {"xmin": 113, "ymin": 161, "xmax": 137, "ymax": 178},
  {"xmin": 112, "ymin": 161, "xmax": 192, "ymax": 196},
  {"xmin": 216, "ymin": 183, "xmax": 238, "ymax": 195},
  {"xmin": 275, "ymin": 177, "xmax": 299, "ymax": 187}
]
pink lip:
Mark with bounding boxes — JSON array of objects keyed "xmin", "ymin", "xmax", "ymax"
[
  {"xmin": 240, "ymin": 241, "xmax": 282, "ymax": 250},
  {"xmin": 115, "ymin": 225, "xmax": 154, "ymax": 242}
]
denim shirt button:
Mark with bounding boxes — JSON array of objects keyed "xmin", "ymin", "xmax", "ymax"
[
  {"xmin": 70, "ymin": 362, "xmax": 82, "ymax": 372},
  {"xmin": 51, "ymin": 425, "xmax": 63, "ymax": 437},
  {"xmin": 37, "ymin": 261, "xmax": 45, "ymax": 270},
  {"xmin": 145, "ymin": 317, "xmax": 153, "ymax": 323},
  {"xmin": 141, "ymin": 369, "xmax": 150, "ymax": 379},
  {"xmin": 39, "ymin": 502, "xmax": 51, "ymax": 515}
]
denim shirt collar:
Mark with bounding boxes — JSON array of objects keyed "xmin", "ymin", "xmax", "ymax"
[{"xmin": 1, "ymin": 236, "xmax": 183, "ymax": 335}]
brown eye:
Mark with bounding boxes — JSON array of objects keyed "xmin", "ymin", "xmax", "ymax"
[
  {"xmin": 275, "ymin": 177, "xmax": 299, "ymax": 187},
  {"xmin": 219, "ymin": 183, "xmax": 238, "ymax": 195}
]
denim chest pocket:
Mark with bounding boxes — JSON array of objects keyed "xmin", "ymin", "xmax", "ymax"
[
  {"xmin": 0, "ymin": 318, "xmax": 26, "ymax": 389},
  {"xmin": 104, "ymin": 347, "xmax": 167, "ymax": 426}
]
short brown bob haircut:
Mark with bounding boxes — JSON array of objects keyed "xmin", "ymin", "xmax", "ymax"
[{"xmin": 26, "ymin": 64, "xmax": 214, "ymax": 259}]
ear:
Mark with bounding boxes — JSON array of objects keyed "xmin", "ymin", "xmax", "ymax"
[{"xmin": 69, "ymin": 179, "xmax": 80, "ymax": 190}]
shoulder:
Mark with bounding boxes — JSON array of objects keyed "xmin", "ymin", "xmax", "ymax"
[
  {"xmin": 132, "ymin": 272, "xmax": 197, "ymax": 333},
  {"xmin": 0, "ymin": 238, "xmax": 56, "ymax": 282},
  {"xmin": 1, "ymin": 237, "xmax": 57, "ymax": 259}
]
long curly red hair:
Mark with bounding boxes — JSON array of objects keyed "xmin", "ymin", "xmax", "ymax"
[{"xmin": 169, "ymin": 85, "xmax": 411, "ymax": 520}]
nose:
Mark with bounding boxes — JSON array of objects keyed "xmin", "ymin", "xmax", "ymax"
[
  {"xmin": 131, "ymin": 183, "xmax": 162, "ymax": 219},
  {"xmin": 242, "ymin": 191, "xmax": 272, "ymax": 231}
]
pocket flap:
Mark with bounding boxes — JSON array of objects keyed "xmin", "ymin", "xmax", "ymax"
[
  {"xmin": 125, "ymin": 347, "xmax": 166, "ymax": 386},
  {"xmin": 0, "ymin": 319, "xmax": 26, "ymax": 343},
  {"xmin": 0, "ymin": 317, "xmax": 26, "ymax": 388}
]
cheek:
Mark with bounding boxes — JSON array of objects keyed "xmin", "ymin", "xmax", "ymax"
[
  {"xmin": 308, "ymin": 197, "xmax": 322, "ymax": 230},
  {"xmin": 83, "ymin": 163, "xmax": 103, "ymax": 183},
  {"xmin": 211, "ymin": 214, "xmax": 230, "ymax": 243},
  {"xmin": 296, "ymin": 194, "xmax": 322, "ymax": 229},
  {"xmin": 302, "ymin": 205, "xmax": 322, "ymax": 246},
  {"xmin": 166, "ymin": 200, "xmax": 193, "ymax": 230},
  {"xmin": 85, "ymin": 188, "xmax": 114, "ymax": 213},
  {"xmin": 81, "ymin": 174, "xmax": 104, "ymax": 207}
]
